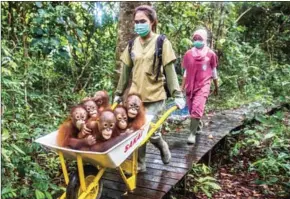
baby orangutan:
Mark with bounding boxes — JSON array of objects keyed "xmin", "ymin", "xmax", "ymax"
[
  {"xmin": 95, "ymin": 110, "xmax": 117, "ymax": 142},
  {"xmin": 93, "ymin": 90, "xmax": 111, "ymax": 113},
  {"xmin": 113, "ymin": 105, "xmax": 128, "ymax": 136},
  {"xmin": 57, "ymin": 105, "xmax": 96, "ymax": 150},
  {"xmin": 90, "ymin": 110, "xmax": 131, "ymax": 152},
  {"xmin": 81, "ymin": 99, "xmax": 98, "ymax": 119},
  {"xmin": 78, "ymin": 99, "xmax": 99, "ymax": 139},
  {"xmin": 125, "ymin": 94, "xmax": 146, "ymax": 131}
]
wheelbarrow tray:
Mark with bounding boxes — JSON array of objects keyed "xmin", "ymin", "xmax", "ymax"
[{"xmin": 35, "ymin": 115, "xmax": 154, "ymax": 168}]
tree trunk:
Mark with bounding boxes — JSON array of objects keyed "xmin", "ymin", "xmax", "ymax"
[{"xmin": 114, "ymin": 2, "xmax": 150, "ymax": 89}]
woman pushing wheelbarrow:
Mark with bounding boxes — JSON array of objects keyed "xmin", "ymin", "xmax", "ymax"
[{"xmin": 113, "ymin": 5, "xmax": 186, "ymax": 173}]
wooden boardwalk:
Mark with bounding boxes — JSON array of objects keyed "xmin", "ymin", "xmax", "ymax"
[{"xmin": 101, "ymin": 107, "xmax": 247, "ymax": 199}]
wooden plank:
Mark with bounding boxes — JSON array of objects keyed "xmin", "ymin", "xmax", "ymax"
[
  {"xmin": 146, "ymin": 147, "xmax": 191, "ymax": 156},
  {"xmin": 137, "ymin": 174, "xmax": 179, "ymax": 186},
  {"xmin": 102, "ymin": 180, "xmax": 166, "ymax": 199},
  {"xmin": 105, "ymin": 167, "xmax": 184, "ymax": 180},
  {"xmin": 148, "ymin": 138, "xmax": 214, "ymax": 150},
  {"xmin": 122, "ymin": 195, "xmax": 150, "ymax": 199},
  {"xmin": 105, "ymin": 169, "xmax": 180, "ymax": 186},
  {"xmin": 142, "ymin": 167, "xmax": 185, "ymax": 180},
  {"xmin": 147, "ymin": 148, "xmax": 208, "ymax": 160},
  {"xmin": 163, "ymin": 132, "xmax": 189, "ymax": 137},
  {"xmin": 166, "ymin": 141, "xmax": 195, "ymax": 150},
  {"xmin": 146, "ymin": 162, "xmax": 188, "ymax": 174},
  {"xmin": 102, "ymin": 187, "xmax": 126, "ymax": 199},
  {"xmin": 102, "ymin": 172, "xmax": 172, "ymax": 193},
  {"xmin": 146, "ymin": 153, "xmax": 190, "ymax": 164},
  {"xmin": 145, "ymin": 157, "xmax": 191, "ymax": 169},
  {"xmin": 162, "ymin": 133, "xmax": 189, "ymax": 139},
  {"xmin": 145, "ymin": 150, "xmax": 195, "ymax": 164}
]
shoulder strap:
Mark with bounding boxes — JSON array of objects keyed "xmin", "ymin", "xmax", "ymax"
[
  {"xmin": 128, "ymin": 38, "xmax": 136, "ymax": 61},
  {"xmin": 154, "ymin": 34, "xmax": 166, "ymax": 81},
  {"xmin": 129, "ymin": 35, "xmax": 166, "ymax": 79}
]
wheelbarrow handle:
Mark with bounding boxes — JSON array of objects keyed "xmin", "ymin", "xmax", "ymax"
[
  {"xmin": 111, "ymin": 102, "xmax": 118, "ymax": 110},
  {"xmin": 139, "ymin": 105, "xmax": 178, "ymax": 146}
]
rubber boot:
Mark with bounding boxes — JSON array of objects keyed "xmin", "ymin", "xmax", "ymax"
[
  {"xmin": 151, "ymin": 137, "xmax": 171, "ymax": 164},
  {"xmin": 197, "ymin": 120, "xmax": 203, "ymax": 134},
  {"xmin": 137, "ymin": 144, "xmax": 147, "ymax": 172},
  {"xmin": 187, "ymin": 118, "xmax": 200, "ymax": 144}
]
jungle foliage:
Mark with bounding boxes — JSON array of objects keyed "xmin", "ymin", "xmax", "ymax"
[
  {"xmin": 1, "ymin": 2, "xmax": 289, "ymax": 198},
  {"xmin": 222, "ymin": 108, "xmax": 290, "ymax": 198}
]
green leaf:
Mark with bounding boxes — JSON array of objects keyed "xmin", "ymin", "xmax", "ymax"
[
  {"xmin": 281, "ymin": 81, "xmax": 290, "ymax": 86},
  {"xmin": 252, "ymin": 158, "xmax": 266, "ymax": 166},
  {"xmin": 264, "ymin": 132, "xmax": 275, "ymax": 140},
  {"xmin": 11, "ymin": 144, "xmax": 26, "ymax": 155},
  {"xmin": 244, "ymin": 130, "xmax": 257, "ymax": 135},
  {"xmin": 219, "ymin": 38, "xmax": 226, "ymax": 45},
  {"xmin": 255, "ymin": 115, "xmax": 268, "ymax": 124},
  {"xmin": 200, "ymin": 186, "xmax": 212, "ymax": 198},
  {"xmin": 9, "ymin": 61, "xmax": 18, "ymax": 70},
  {"xmin": 35, "ymin": 2, "xmax": 42, "ymax": 8},
  {"xmin": 202, "ymin": 164, "xmax": 210, "ymax": 174},
  {"xmin": 1, "ymin": 187, "xmax": 16, "ymax": 195},
  {"xmin": 193, "ymin": 186, "xmax": 198, "ymax": 193},
  {"xmin": 1, "ymin": 148, "xmax": 11, "ymax": 162},
  {"xmin": 35, "ymin": 189, "xmax": 45, "ymax": 199},
  {"xmin": 203, "ymin": 181, "xmax": 221, "ymax": 190},
  {"xmin": 2, "ymin": 68, "xmax": 12, "ymax": 76},
  {"xmin": 268, "ymin": 177, "xmax": 278, "ymax": 183},
  {"xmin": 2, "ymin": 128, "xmax": 10, "ymax": 141},
  {"xmin": 45, "ymin": 191, "xmax": 53, "ymax": 199},
  {"xmin": 197, "ymin": 176, "xmax": 217, "ymax": 183},
  {"xmin": 77, "ymin": 29, "xmax": 84, "ymax": 37}
]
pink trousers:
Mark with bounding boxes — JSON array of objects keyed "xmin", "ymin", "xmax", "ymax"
[{"xmin": 186, "ymin": 94, "xmax": 208, "ymax": 119}]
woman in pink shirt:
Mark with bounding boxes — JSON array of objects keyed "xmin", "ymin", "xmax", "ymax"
[{"xmin": 181, "ymin": 29, "xmax": 218, "ymax": 144}]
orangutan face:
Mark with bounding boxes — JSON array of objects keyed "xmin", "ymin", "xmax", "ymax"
[
  {"xmin": 126, "ymin": 95, "xmax": 142, "ymax": 119},
  {"xmin": 71, "ymin": 107, "xmax": 88, "ymax": 130},
  {"xmin": 114, "ymin": 107, "xmax": 128, "ymax": 130},
  {"xmin": 98, "ymin": 111, "xmax": 116, "ymax": 140},
  {"xmin": 83, "ymin": 100, "xmax": 98, "ymax": 117}
]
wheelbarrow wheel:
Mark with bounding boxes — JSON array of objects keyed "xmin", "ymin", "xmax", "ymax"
[{"xmin": 66, "ymin": 165, "xmax": 103, "ymax": 199}]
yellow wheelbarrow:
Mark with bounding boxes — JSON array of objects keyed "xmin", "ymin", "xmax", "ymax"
[{"xmin": 35, "ymin": 104, "xmax": 177, "ymax": 199}]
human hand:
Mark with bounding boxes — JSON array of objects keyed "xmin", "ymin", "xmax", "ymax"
[
  {"xmin": 213, "ymin": 87, "xmax": 218, "ymax": 96},
  {"xmin": 113, "ymin": 95, "xmax": 122, "ymax": 103},
  {"xmin": 174, "ymin": 97, "xmax": 186, "ymax": 109},
  {"xmin": 181, "ymin": 86, "xmax": 185, "ymax": 93},
  {"xmin": 125, "ymin": 128, "xmax": 134, "ymax": 134}
]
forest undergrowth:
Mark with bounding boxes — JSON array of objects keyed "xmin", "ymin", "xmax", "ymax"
[
  {"xmin": 1, "ymin": 2, "xmax": 290, "ymax": 199},
  {"xmin": 170, "ymin": 105, "xmax": 290, "ymax": 199}
]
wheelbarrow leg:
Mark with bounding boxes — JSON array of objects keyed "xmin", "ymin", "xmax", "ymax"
[
  {"xmin": 118, "ymin": 150, "xmax": 138, "ymax": 192},
  {"xmin": 59, "ymin": 192, "xmax": 66, "ymax": 199},
  {"xmin": 58, "ymin": 150, "xmax": 69, "ymax": 185},
  {"xmin": 77, "ymin": 154, "xmax": 87, "ymax": 191}
]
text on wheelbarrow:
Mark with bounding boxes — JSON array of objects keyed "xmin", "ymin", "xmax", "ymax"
[{"xmin": 124, "ymin": 130, "xmax": 142, "ymax": 153}]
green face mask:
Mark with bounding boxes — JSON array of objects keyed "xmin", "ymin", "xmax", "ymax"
[
  {"xmin": 134, "ymin": 23, "xmax": 150, "ymax": 37},
  {"xmin": 193, "ymin": 40, "xmax": 204, "ymax": 49}
]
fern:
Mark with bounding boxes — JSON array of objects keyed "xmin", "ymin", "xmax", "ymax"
[{"xmin": 1, "ymin": 187, "xmax": 17, "ymax": 199}]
